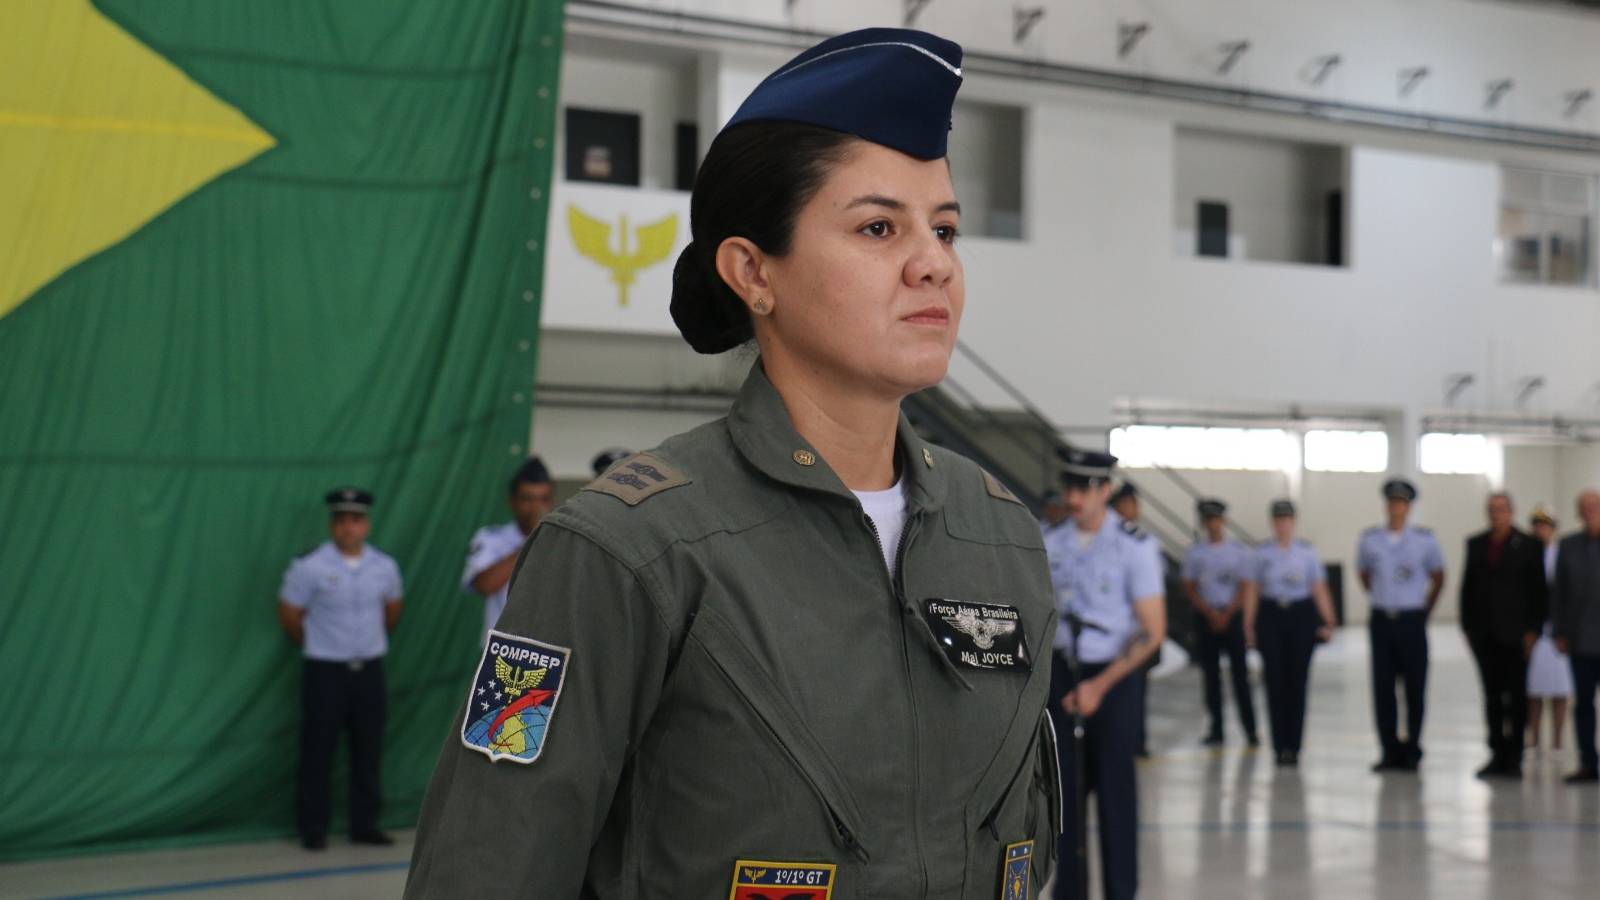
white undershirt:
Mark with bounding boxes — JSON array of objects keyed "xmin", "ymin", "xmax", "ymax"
[{"xmin": 854, "ymin": 477, "xmax": 908, "ymax": 581}]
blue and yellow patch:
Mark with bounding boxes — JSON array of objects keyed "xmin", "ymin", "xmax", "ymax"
[
  {"xmin": 1000, "ymin": 840, "xmax": 1032, "ymax": 900},
  {"xmin": 727, "ymin": 859, "xmax": 836, "ymax": 900},
  {"xmin": 460, "ymin": 630, "xmax": 570, "ymax": 764}
]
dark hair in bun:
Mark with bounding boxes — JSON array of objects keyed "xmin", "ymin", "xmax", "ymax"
[{"xmin": 671, "ymin": 122, "xmax": 856, "ymax": 354}]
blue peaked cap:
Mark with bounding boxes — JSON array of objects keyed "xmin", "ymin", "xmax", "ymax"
[{"xmin": 725, "ymin": 28, "xmax": 964, "ymax": 160}]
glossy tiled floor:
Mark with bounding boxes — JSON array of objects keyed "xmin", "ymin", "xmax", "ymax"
[{"xmin": 5, "ymin": 627, "xmax": 1596, "ymax": 899}]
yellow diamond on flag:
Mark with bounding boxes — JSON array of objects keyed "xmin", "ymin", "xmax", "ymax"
[{"xmin": 0, "ymin": 0, "xmax": 276, "ymax": 319}]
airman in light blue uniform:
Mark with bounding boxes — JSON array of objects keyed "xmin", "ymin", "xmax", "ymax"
[
  {"xmin": 1182, "ymin": 499, "xmax": 1258, "ymax": 746},
  {"xmin": 277, "ymin": 488, "xmax": 404, "ymax": 850},
  {"xmin": 1358, "ymin": 478, "xmax": 1446, "ymax": 771},
  {"xmin": 1043, "ymin": 450, "xmax": 1166, "ymax": 900}
]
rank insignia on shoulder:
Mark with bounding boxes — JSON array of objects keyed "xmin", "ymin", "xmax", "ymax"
[
  {"xmin": 582, "ymin": 452, "xmax": 691, "ymax": 506},
  {"xmin": 460, "ymin": 630, "xmax": 571, "ymax": 764},
  {"xmin": 1120, "ymin": 520, "xmax": 1148, "ymax": 540},
  {"xmin": 923, "ymin": 599, "xmax": 1031, "ymax": 672},
  {"xmin": 999, "ymin": 840, "xmax": 1033, "ymax": 900},
  {"xmin": 728, "ymin": 859, "xmax": 836, "ymax": 900},
  {"xmin": 982, "ymin": 470, "xmax": 1024, "ymax": 506}
]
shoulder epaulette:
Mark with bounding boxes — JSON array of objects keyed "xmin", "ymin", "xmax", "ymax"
[
  {"xmin": 1414, "ymin": 526, "xmax": 1434, "ymax": 535},
  {"xmin": 582, "ymin": 452, "xmax": 691, "ymax": 507},
  {"xmin": 1120, "ymin": 520, "xmax": 1149, "ymax": 541},
  {"xmin": 981, "ymin": 469, "xmax": 1025, "ymax": 506}
]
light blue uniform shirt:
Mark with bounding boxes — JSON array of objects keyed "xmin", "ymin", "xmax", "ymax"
[
  {"xmin": 1251, "ymin": 539, "xmax": 1325, "ymax": 601},
  {"xmin": 280, "ymin": 542, "xmax": 403, "ymax": 662},
  {"xmin": 462, "ymin": 521, "xmax": 526, "ymax": 643},
  {"xmin": 1356, "ymin": 526, "xmax": 1444, "ymax": 612},
  {"xmin": 1043, "ymin": 510, "xmax": 1164, "ymax": 664},
  {"xmin": 1181, "ymin": 538, "xmax": 1252, "ymax": 609}
]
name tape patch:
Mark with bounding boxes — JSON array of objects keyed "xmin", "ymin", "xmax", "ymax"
[
  {"xmin": 460, "ymin": 630, "xmax": 571, "ymax": 764},
  {"xmin": 728, "ymin": 859, "xmax": 836, "ymax": 900},
  {"xmin": 923, "ymin": 599, "xmax": 1031, "ymax": 672}
]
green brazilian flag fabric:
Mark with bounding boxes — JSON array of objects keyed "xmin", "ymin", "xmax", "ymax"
[{"xmin": 0, "ymin": 0, "xmax": 563, "ymax": 859}]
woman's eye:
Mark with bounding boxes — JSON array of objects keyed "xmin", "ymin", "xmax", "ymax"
[
  {"xmin": 861, "ymin": 221, "xmax": 891, "ymax": 238},
  {"xmin": 935, "ymin": 224, "xmax": 960, "ymax": 243}
]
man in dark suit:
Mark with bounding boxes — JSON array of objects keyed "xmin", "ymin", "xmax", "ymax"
[
  {"xmin": 1553, "ymin": 489, "xmax": 1600, "ymax": 784},
  {"xmin": 1460, "ymin": 492, "xmax": 1548, "ymax": 779}
]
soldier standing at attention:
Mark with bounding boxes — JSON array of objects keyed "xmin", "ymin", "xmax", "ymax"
[
  {"xmin": 1043, "ymin": 450, "xmax": 1167, "ymax": 900},
  {"xmin": 461, "ymin": 457, "xmax": 554, "ymax": 644},
  {"xmin": 1359, "ymin": 478, "xmax": 1445, "ymax": 772},
  {"xmin": 1243, "ymin": 500, "xmax": 1337, "ymax": 767},
  {"xmin": 1183, "ymin": 499, "xmax": 1259, "ymax": 747},
  {"xmin": 277, "ymin": 488, "xmax": 403, "ymax": 850},
  {"xmin": 406, "ymin": 28, "xmax": 1061, "ymax": 899}
]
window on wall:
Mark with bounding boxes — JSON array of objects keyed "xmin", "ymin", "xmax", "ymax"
[
  {"xmin": 1109, "ymin": 426, "xmax": 1297, "ymax": 471},
  {"xmin": 1497, "ymin": 166, "xmax": 1596, "ymax": 288},
  {"xmin": 947, "ymin": 101, "xmax": 1024, "ymax": 239},
  {"xmin": 1420, "ymin": 433, "xmax": 1501, "ymax": 475},
  {"xmin": 1303, "ymin": 429, "xmax": 1388, "ymax": 473},
  {"xmin": 1173, "ymin": 128, "xmax": 1348, "ymax": 266}
]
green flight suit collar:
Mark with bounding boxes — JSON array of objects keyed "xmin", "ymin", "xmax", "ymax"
[{"xmin": 727, "ymin": 360, "xmax": 947, "ymax": 513}]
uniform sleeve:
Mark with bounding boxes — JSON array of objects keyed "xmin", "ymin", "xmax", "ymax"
[
  {"xmin": 279, "ymin": 558, "xmax": 314, "ymax": 608},
  {"xmin": 1127, "ymin": 538, "xmax": 1164, "ymax": 600},
  {"xmin": 405, "ymin": 522, "xmax": 675, "ymax": 898},
  {"xmin": 1356, "ymin": 533, "xmax": 1374, "ymax": 574},
  {"xmin": 387, "ymin": 558, "xmax": 404, "ymax": 602},
  {"xmin": 1180, "ymin": 546, "xmax": 1198, "ymax": 581},
  {"xmin": 460, "ymin": 527, "xmax": 499, "ymax": 593},
  {"xmin": 1424, "ymin": 534, "xmax": 1445, "ymax": 573},
  {"xmin": 1304, "ymin": 545, "xmax": 1326, "ymax": 584},
  {"xmin": 1244, "ymin": 547, "xmax": 1264, "ymax": 584}
]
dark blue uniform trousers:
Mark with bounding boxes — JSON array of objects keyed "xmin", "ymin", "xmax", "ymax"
[
  {"xmin": 298, "ymin": 658, "xmax": 386, "ymax": 840},
  {"xmin": 1195, "ymin": 611, "xmax": 1257, "ymax": 740},
  {"xmin": 1572, "ymin": 653, "xmax": 1600, "ymax": 773},
  {"xmin": 1369, "ymin": 611, "xmax": 1429, "ymax": 761},
  {"xmin": 1256, "ymin": 599, "xmax": 1317, "ymax": 754},
  {"xmin": 1050, "ymin": 654, "xmax": 1139, "ymax": 900}
]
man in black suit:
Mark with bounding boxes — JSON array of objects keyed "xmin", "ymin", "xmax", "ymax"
[{"xmin": 1460, "ymin": 492, "xmax": 1548, "ymax": 779}]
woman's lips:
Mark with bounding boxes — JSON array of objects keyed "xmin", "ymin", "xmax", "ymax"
[{"xmin": 902, "ymin": 306, "xmax": 949, "ymax": 325}]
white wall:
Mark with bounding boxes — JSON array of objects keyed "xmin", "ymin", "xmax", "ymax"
[{"xmin": 651, "ymin": 0, "xmax": 1600, "ymax": 136}]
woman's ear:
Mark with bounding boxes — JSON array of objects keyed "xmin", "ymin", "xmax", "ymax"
[{"xmin": 714, "ymin": 237, "xmax": 775, "ymax": 316}]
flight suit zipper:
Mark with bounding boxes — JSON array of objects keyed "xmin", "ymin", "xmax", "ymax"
[{"xmin": 861, "ymin": 510, "xmax": 931, "ymax": 898}]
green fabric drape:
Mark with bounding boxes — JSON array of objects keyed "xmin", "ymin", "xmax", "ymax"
[{"xmin": 0, "ymin": 0, "xmax": 562, "ymax": 859}]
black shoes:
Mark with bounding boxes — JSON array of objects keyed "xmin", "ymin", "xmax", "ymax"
[
  {"xmin": 350, "ymin": 830, "xmax": 395, "ymax": 846},
  {"xmin": 1202, "ymin": 733, "xmax": 1225, "ymax": 747},
  {"xmin": 1275, "ymin": 751, "xmax": 1299, "ymax": 767},
  {"xmin": 301, "ymin": 833, "xmax": 327, "ymax": 851},
  {"xmin": 1564, "ymin": 769, "xmax": 1600, "ymax": 784},
  {"xmin": 1246, "ymin": 734, "xmax": 1261, "ymax": 748},
  {"xmin": 1476, "ymin": 759, "xmax": 1523, "ymax": 780}
]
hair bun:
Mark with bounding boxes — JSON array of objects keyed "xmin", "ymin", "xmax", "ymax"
[{"xmin": 670, "ymin": 241, "xmax": 753, "ymax": 355}]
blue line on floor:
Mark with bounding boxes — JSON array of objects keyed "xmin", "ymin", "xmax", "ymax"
[
  {"xmin": 40, "ymin": 861, "xmax": 411, "ymax": 899},
  {"xmin": 1139, "ymin": 819, "xmax": 1600, "ymax": 833}
]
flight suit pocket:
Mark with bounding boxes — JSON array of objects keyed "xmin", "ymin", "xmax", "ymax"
[
  {"xmin": 686, "ymin": 608, "xmax": 872, "ymax": 864},
  {"xmin": 963, "ymin": 712, "xmax": 1061, "ymax": 898}
]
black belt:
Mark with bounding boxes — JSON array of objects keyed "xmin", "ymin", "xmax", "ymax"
[
  {"xmin": 307, "ymin": 657, "xmax": 382, "ymax": 672},
  {"xmin": 1373, "ymin": 608, "xmax": 1424, "ymax": 620},
  {"xmin": 1262, "ymin": 596, "xmax": 1309, "ymax": 609}
]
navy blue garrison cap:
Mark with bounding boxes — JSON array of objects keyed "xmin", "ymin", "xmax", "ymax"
[
  {"xmin": 325, "ymin": 487, "xmax": 373, "ymax": 514},
  {"xmin": 1382, "ymin": 478, "xmax": 1418, "ymax": 502},
  {"xmin": 725, "ymin": 28, "xmax": 964, "ymax": 160},
  {"xmin": 1198, "ymin": 498, "xmax": 1227, "ymax": 518},
  {"xmin": 1270, "ymin": 499, "xmax": 1297, "ymax": 518},
  {"xmin": 1058, "ymin": 448, "xmax": 1118, "ymax": 486}
]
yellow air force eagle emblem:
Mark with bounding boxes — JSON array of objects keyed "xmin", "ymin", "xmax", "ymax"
[
  {"xmin": 567, "ymin": 205, "xmax": 678, "ymax": 307},
  {"xmin": 494, "ymin": 656, "xmax": 548, "ymax": 698}
]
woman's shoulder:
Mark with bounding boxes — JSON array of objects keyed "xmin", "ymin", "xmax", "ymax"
[
  {"xmin": 926, "ymin": 446, "xmax": 1046, "ymax": 553},
  {"xmin": 543, "ymin": 419, "xmax": 791, "ymax": 568}
]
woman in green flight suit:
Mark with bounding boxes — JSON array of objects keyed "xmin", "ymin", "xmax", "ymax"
[{"xmin": 406, "ymin": 27, "xmax": 1060, "ymax": 900}]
